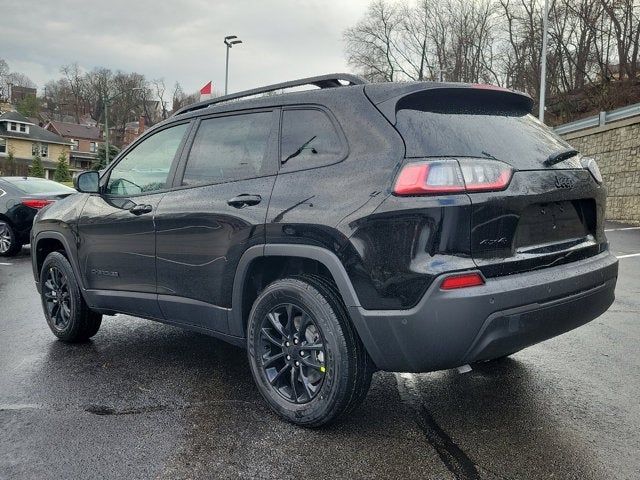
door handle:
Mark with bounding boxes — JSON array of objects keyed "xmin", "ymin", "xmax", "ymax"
[
  {"xmin": 227, "ymin": 194, "xmax": 262, "ymax": 209},
  {"xmin": 129, "ymin": 204, "xmax": 153, "ymax": 215}
]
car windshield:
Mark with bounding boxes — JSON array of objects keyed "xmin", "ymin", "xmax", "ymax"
[{"xmin": 5, "ymin": 178, "xmax": 75, "ymax": 194}]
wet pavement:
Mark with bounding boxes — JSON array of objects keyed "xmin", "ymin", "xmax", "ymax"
[{"xmin": 1, "ymin": 223, "xmax": 639, "ymax": 479}]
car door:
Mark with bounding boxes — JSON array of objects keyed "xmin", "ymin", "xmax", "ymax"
[
  {"xmin": 154, "ymin": 109, "xmax": 279, "ymax": 333},
  {"xmin": 77, "ymin": 121, "xmax": 191, "ymax": 317}
]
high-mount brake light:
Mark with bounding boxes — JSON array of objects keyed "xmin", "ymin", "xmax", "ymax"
[
  {"xmin": 393, "ymin": 158, "xmax": 513, "ymax": 196},
  {"xmin": 21, "ymin": 199, "xmax": 54, "ymax": 209},
  {"xmin": 440, "ymin": 272, "xmax": 485, "ymax": 290}
]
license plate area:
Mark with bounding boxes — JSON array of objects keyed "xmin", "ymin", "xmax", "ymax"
[{"xmin": 514, "ymin": 199, "xmax": 594, "ymax": 250}]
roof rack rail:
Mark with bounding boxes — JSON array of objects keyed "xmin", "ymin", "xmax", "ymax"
[{"xmin": 172, "ymin": 73, "xmax": 367, "ymax": 116}]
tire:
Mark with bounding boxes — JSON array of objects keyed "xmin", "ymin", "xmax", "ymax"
[
  {"xmin": 40, "ymin": 251, "xmax": 102, "ymax": 342},
  {"xmin": 0, "ymin": 220, "xmax": 22, "ymax": 257},
  {"xmin": 247, "ymin": 275, "xmax": 373, "ymax": 427}
]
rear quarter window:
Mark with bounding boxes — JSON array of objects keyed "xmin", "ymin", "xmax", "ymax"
[{"xmin": 279, "ymin": 108, "xmax": 345, "ymax": 172}]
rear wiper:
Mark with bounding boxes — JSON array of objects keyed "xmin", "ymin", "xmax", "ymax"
[
  {"xmin": 544, "ymin": 148, "xmax": 578, "ymax": 167},
  {"xmin": 282, "ymin": 136, "xmax": 317, "ymax": 164}
]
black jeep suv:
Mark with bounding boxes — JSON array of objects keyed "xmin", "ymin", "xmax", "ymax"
[{"xmin": 31, "ymin": 74, "xmax": 618, "ymax": 426}]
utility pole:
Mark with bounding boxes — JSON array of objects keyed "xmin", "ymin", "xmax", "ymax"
[
  {"xmin": 539, "ymin": 0, "xmax": 549, "ymax": 122},
  {"xmin": 224, "ymin": 35, "xmax": 243, "ymax": 95}
]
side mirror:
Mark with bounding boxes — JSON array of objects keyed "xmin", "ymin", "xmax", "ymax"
[{"xmin": 75, "ymin": 171, "xmax": 100, "ymax": 193}]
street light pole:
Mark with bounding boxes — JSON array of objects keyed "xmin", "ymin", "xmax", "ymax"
[
  {"xmin": 224, "ymin": 35, "xmax": 243, "ymax": 95},
  {"xmin": 103, "ymin": 87, "xmax": 143, "ymax": 166},
  {"xmin": 539, "ymin": 0, "xmax": 549, "ymax": 122}
]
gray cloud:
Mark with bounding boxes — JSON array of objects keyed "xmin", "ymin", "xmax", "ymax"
[{"xmin": 1, "ymin": 0, "xmax": 371, "ymax": 95}]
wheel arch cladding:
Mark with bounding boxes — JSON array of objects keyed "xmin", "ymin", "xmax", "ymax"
[{"xmin": 229, "ymin": 244, "xmax": 362, "ymax": 338}]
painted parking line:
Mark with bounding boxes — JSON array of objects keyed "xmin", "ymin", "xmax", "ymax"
[
  {"xmin": 605, "ymin": 227, "xmax": 640, "ymax": 232},
  {"xmin": 617, "ymin": 253, "xmax": 640, "ymax": 259},
  {"xmin": 0, "ymin": 262, "xmax": 13, "ymax": 266}
]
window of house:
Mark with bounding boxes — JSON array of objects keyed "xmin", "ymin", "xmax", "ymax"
[
  {"xmin": 8, "ymin": 123, "xmax": 17, "ymax": 132},
  {"xmin": 90, "ymin": 142, "xmax": 97, "ymax": 153},
  {"xmin": 71, "ymin": 139, "xmax": 79, "ymax": 151},
  {"xmin": 0, "ymin": 137, "xmax": 6, "ymax": 154},
  {"xmin": 280, "ymin": 109, "xmax": 343, "ymax": 171},
  {"xmin": 19, "ymin": 124, "xmax": 27, "ymax": 133},
  {"xmin": 32, "ymin": 143, "xmax": 39, "ymax": 156},
  {"xmin": 182, "ymin": 112, "xmax": 274, "ymax": 186},
  {"xmin": 40, "ymin": 144, "xmax": 48, "ymax": 157},
  {"xmin": 106, "ymin": 123, "xmax": 188, "ymax": 196}
]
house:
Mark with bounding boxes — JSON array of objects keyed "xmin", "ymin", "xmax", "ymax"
[
  {"xmin": 122, "ymin": 116, "xmax": 148, "ymax": 147},
  {"xmin": 10, "ymin": 85, "xmax": 37, "ymax": 105},
  {"xmin": 0, "ymin": 111, "xmax": 72, "ymax": 178},
  {"xmin": 45, "ymin": 120, "xmax": 102, "ymax": 172}
]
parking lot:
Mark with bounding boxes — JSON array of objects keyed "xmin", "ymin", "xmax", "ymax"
[{"xmin": 0, "ymin": 223, "xmax": 638, "ymax": 480}]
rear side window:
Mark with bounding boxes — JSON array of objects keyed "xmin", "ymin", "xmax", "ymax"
[
  {"xmin": 182, "ymin": 112, "xmax": 274, "ymax": 186},
  {"xmin": 280, "ymin": 109, "xmax": 343, "ymax": 171}
]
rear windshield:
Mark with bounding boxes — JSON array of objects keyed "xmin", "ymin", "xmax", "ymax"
[
  {"xmin": 5, "ymin": 178, "xmax": 75, "ymax": 194},
  {"xmin": 395, "ymin": 90, "xmax": 570, "ymax": 163}
]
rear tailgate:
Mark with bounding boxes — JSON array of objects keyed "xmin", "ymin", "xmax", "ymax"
[{"xmin": 366, "ymin": 83, "xmax": 608, "ymax": 277}]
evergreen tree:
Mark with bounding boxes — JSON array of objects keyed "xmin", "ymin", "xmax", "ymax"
[
  {"xmin": 93, "ymin": 143, "xmax": 119, "ymax": 171},
  {"xmin": 5, "ymin": 149, "xmax": 16, "ymax": 176},
  {"xmin": 29, "ymin": 154, "xmax": 45, "ymax": 178},
  {"xmin": 53, "ymin": 152, "xmax": 72, "ymax": 182}
]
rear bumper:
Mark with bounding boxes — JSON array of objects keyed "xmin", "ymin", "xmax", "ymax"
[{"xmin": 348, "ymin": 251, "xmax": 618, "ymax": 372}]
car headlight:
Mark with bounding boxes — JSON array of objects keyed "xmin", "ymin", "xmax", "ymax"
[{"xmin": 581, "ymin": 156, "xmax": 603, "ymax": 184}]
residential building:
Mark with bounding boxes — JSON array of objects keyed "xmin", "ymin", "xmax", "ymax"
[
  {"xmin": 122, "ymin": 116, "xmax": 148, "ymax": 147},
  {"xmin": 0, "ymin": 111, "xmax": 72, "ymax": 178},
  {"xmin": 10, "ymin": 85, "xmax": 37, "ymax": 105},
  {"xmin": 45, "ymin": 120, "xmax": 102, "ymax": 172}
]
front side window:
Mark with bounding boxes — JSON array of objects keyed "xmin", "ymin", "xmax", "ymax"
[
  {"xmin": 19, "ymin": 124, "xmax": 27, "ymax": 133},
  {"xmin": 32, "ymin": 143, "xmax": 39, "ymax": 156},
  {"xmin": 106, "ymin": 123, "xmax": 188, "ymax": 196},
  {"xmin": 90, "ymin": 142, "xmax": 97, "ymax": 153},
  {"xmin": 71, "ymin": 139, "xmax": 79, "ymax": 151},
  {"xmin": 280, "ymin": 109, "xmax": 343, "ymax": 171},
  {"xmin": 0, "ymin": 137, "xmax": 6, "ymax": 154},
  {"xmin": 182, "ymin": 111, "xmax": 273, "ymax": 186},
  {"xmin": 40, "ymin": 144, "xmax": 48, "ymax": 157}
]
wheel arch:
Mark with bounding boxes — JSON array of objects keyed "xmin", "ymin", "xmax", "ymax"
[
  {"xmin": 33, "ymin": 231, "xmax": 83, "ymax": 290},
  {"xmin": 229, "ymin": 244, "xmax": 361, "ymax": 337}
]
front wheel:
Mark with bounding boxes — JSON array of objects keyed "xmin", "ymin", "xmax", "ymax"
[
  {"xmin": 247, "ymin": 276, "xmax": 373, "ymax": 427},
  {"xmin": 40, "ymin": 252, "xmax": 102, "ymax": 342}
]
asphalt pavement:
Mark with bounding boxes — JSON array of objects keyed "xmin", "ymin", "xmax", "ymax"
[{"xmin": 1, "ymin": 223, "xmax": 638, "ymax": 480}]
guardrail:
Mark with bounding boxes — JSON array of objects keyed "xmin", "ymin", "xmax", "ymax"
[{"xmin": 554, "ymin": 102, "xmax": 640, "ymax": 135}]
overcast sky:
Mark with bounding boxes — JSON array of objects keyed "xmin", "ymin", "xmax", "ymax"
[{"xmin": 1, "ymin": 0, "xmax": 373, "ymax": 96}]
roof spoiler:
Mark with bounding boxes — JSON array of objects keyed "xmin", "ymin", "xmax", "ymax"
[{"xmin": 365, "ymin": 82, "xmax": 533, "ymax": 124}]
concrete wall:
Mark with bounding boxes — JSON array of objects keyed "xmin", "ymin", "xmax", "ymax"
[{"xmin": 562, "ymin": 116, "xmax": 640, "ymax": 225}]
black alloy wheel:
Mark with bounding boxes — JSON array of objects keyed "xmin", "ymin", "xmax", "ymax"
[
  {"xmin": 259, "ymin": 303, "xmax": 327, "ymax": 404},
  {"xmin": 247, "ymin": 276, "xmax": 374, "ymax": 427},
  {"xmin": 40, "ymin": 251, "xmax": 102, "ymax": 342},
  {"xmin": 43, "ymin": 265, "xmax": 73, "ymax": 331}
]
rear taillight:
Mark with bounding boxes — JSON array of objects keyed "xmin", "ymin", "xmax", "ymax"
[
  {"xmin": 21, "ymin": 199, "xmax": 54, "ymax": 209},
  {"xmin": 440, "ymin": 272, "xmax": 485, "ymax": 290},
  {"xmin": 393, "ymin": 158, "xmax": 513, "ymax": 196}
]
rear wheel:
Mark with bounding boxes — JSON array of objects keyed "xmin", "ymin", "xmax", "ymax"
[
  {"xmin": 247, "ymin": 276, "xmax": 373, "ymax": 427},
  {"xmin": 0, "ymin": 220, "xmax": 22, "ymax": 257},
  {"xmin": 40, "ymin": 252, "xmax": 102, "ymax": 342}
]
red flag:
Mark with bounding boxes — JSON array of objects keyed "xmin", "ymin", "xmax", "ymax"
[{"xmin": 200, "ymin": 81, "xmax": 212, "ymax": 95}]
